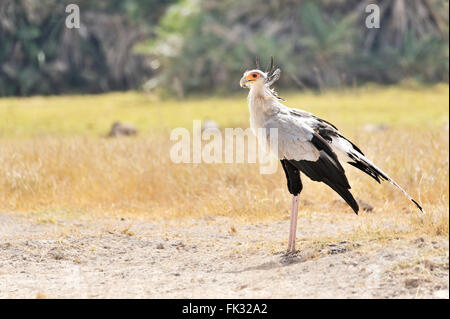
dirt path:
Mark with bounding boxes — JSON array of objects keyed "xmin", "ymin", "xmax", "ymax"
[{"xmin": 0, "ymin": 213, "xmax": 448, "ymax": 299}]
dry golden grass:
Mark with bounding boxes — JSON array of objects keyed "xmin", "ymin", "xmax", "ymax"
[
  {"xmin": 0, "ymin": 129, "xmax": 447, "ymax": 237},
  {"xmin": 0, "ymin": 84, "xmax": 448, "ymax": 240}
]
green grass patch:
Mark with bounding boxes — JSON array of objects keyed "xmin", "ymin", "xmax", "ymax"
[{"xmin": 0, "ymin": 84, "xmax": 448, "ymax": 138}]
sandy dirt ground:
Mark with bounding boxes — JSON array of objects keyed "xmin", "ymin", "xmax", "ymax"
[{"xmin": 0, "ymin": 212, "xmax": 448, "ymax": 299}]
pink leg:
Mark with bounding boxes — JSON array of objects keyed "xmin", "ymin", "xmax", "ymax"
[{"xmin": 287, "ymin": 195, "xmax": 299, "ymax": 253}]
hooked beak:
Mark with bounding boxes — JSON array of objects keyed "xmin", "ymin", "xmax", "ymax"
[
  {"xmin": 240, "ymin": 77, "xmax": 248, "ymax": 88},
  {"xmin": 240, "ymin": 74, "xmax": 259, "ymax": 88}
]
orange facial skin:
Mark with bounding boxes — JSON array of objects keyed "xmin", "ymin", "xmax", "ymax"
[{"xmin": 245, "ymin": 72, "xmax": 261, "ymax": 82}]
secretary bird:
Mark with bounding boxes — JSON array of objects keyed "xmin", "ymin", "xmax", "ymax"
[{"xmin": 239, "ymin": 57, "xmax": 425, "ymax": 254}]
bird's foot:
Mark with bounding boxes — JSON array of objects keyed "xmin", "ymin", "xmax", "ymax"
[
  {"xmin": 283, "ymin": 249, "xmax": 299, "ymax": 257},
  {"xmin": 280, "ymin": 250, "xmax": 301, "ymax": 264}
]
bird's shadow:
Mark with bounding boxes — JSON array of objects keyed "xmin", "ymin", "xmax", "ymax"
[
  {"xmin": 227, "ymin": 241, "xmax": 354, "ymax": 274},
  {"xmin": 226, "ymin": 251, "xmax": 304, "ymax": 274}
]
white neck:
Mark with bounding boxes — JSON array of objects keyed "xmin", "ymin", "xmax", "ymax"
[{"xmin": 247, "ymin": 82, "xmax": 279, "ymax": 132}]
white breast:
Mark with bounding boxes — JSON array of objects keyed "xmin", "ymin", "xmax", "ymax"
[{"xmin": 247, "ymin": 87, "xmax": 319, "ymax": 162}]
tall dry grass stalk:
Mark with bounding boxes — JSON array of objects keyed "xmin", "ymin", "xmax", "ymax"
[{"xmin": 0, "ymin": 128, "xmax": 448, "ymax": 237}]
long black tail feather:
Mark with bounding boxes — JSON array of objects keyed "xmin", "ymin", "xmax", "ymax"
[{"xmin": 347, "ymin": 152, "xmax": 425, "ymax": 214}]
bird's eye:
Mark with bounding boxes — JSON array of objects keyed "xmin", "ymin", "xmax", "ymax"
[{"xmin": 252, "ymin": 73, "xmax": 258, "ymax": 78}]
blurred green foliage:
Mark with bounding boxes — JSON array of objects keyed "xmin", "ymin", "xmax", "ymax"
[
  {"xmin": 0, "ymin": 0, "xmax": 448, "ymax": 97},
  {"xmin": 0, "ymin": 0, "xmax": 175, "ymax": 96},
  {"xmin": 152, "ymin": 0, "xmax": 449, "ymax": 96}
]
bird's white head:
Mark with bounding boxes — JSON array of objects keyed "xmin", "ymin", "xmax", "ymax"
[
  {"xmin": 240, "ymin": 56, "xmax": 281, "ymax": 90},
  {"xmin": 239, "ymin": 69, "xmax": 268, "ymax": 89}
]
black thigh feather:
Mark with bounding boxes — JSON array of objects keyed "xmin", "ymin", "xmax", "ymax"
[{"xmin": 281, "ymin": 159, "xmax": 303, "ymax": 196}]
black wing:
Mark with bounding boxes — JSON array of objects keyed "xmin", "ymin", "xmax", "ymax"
[{"xmin": 288, "ymin": 133, "xmax": 359, "ymax": 214}]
